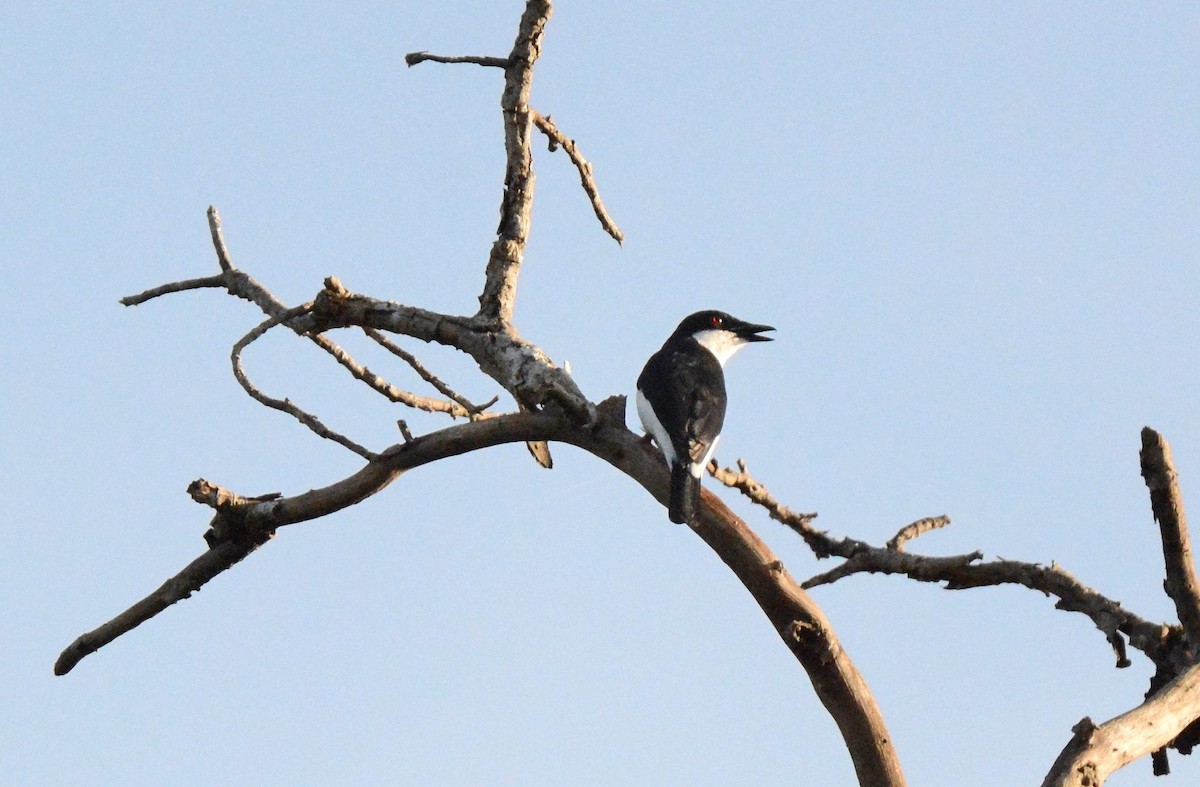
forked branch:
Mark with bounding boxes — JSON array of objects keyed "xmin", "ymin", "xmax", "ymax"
[{"xmin": 710, "ymin": 459, "xmax": 1166, "ymax": 667}]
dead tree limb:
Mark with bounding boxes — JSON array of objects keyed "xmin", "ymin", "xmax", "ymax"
[{"xmin": 63, "ymin": 2, "xmax": 1200, "ymax": 785}]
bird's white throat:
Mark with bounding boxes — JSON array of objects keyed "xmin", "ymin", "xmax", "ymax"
[{"xmin": 691, "ymin": 329, "xmax": 749, "ymax": 367}]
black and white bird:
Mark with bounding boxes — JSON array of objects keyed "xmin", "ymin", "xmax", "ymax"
[{"xmin": 636, "ymin": 310, "xmax": 774, "ymax": 524}]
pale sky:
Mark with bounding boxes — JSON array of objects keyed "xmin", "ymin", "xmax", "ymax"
[{"xmin": 4, "ymin": 2, "xmax": 1200, "ymax": 785}]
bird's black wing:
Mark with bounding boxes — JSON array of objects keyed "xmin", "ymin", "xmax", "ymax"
[
  {"xmin": 637, "ymin": 341, "xmax": 728, "ymax": 525},
  {"xmin": 679, "ymin": 351, "xmax": 727, "ymax": 468},
  {"xmin": 642, "ymin": 345, "xmax": 726, "ymax": 469}
]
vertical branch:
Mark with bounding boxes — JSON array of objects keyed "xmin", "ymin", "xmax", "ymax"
[
  {"xmin": 1141, "ymin": 427, "xmax": 1200, "ymax": 645},
  {"xmin": 477, "ymin": 0, "xmax": 553, "ymax": 324}
]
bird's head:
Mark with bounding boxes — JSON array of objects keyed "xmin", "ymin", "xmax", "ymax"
[{"xmin": 675, "ymin": 310, "xmax": 774, "ymax": 366}]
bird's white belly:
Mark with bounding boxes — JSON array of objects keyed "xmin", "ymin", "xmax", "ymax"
[{"xmin": 636, "ymin": 388, "xmax": 677, "ymax": 467}]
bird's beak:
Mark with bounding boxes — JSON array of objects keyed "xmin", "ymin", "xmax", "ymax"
[{"xmin": 736, "ymin": 322, "xmax": 775, "ymax": 342}]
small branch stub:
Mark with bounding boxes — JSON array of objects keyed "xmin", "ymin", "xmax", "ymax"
[{"xmin": 405, "ymin": 51, "xmax": 510, "ymax": 68}]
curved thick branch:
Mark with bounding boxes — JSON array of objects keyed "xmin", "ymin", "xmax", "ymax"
[
  {"xmin": 58, "ymin": 378, "xmax": 902, "ymax": 783},
  {"xmin": 561, "ymin": 400, "xmax": 906, "ymax": 787}
]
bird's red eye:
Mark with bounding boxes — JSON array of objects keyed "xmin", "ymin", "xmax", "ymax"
[{"xmin": 710, "ymin": 314, "xmax": 722, "ymax": 328}]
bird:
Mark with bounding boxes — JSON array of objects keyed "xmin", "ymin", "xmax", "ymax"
[{"xmin": 636, "ymin": 310, "xmax": 774, "ymax": 524}]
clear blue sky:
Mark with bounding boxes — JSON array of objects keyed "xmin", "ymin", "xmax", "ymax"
[{"xmin": 4, "ymin": 2, "xmax": 1199, "ymax": 785}]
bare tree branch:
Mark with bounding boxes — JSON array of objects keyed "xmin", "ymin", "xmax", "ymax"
[
  {"xmin": 307, "ymin": 284, "xmax": 593, "ymax": 425},
  {"xmin": 54, "ymin": 537, "xmax": 265, "ymax": 678},
  {"xmin": 887, "ymin": 516, "xmax": 952, "ymax": 551},
  {"xmin": 231, "ymin": 306, "xmax": 379, "ymax": 460},
  {"xmin": 531, "ymin": 110, "xmax": 624, "ymax": 244},
  {"xmin": 60, "ymin": 389, "xmax": 912, "ymax": 787},
  {"xmin": 119, "ymin": 274, "xmax": 228, "ymax": 306},
  {"xmin": 317, "ymin": 330, "xmax": 477, "ymax": 419},
  {"xmin": 1133, "ymin": 426, "xmax": 1200, "ymax": 776},
  {"xmin": 364, "ymin": 327, "xmax": 498, "ymax": 417}
]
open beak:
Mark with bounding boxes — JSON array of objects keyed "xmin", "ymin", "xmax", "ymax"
[{"xmin": 735, "ymin": 322, "xmax": 775, "ymax": 342}]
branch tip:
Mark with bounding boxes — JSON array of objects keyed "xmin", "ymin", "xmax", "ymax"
[
  {"xmin": 405, "ymin": 51, "xmax": 509, "ymax": 68},
  {"xmin": 207, "ymin": 205, "xmax": 234, "ymax": 272},
  {"xmin": 531, "ymin": 109, "xmax": 624, "ymax": 244},
  {"xmin": 1140, "ymin": 428, "xmax": 1200, "ymax": 647}
]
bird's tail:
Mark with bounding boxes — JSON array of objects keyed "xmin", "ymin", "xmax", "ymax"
[{"xmin": 669, "ymin": 464, "xmax": 700, "ymax": 525}]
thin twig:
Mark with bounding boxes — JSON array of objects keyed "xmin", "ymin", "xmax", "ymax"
[
  {"xmin": 405, "ymin": 52, "xmax": 510, "ymax": 68},
  {"xmin": 364, "ymin": 328, "xmax": 499, "ymax": 417},
  {"xmin": 888, "ymin": 516, "xmax": 952, "ymax": 552},
  {"xmin": 532, "ymin": 110, "xmax": 624, "ymax": 244},
  {"xmin": 708, "ymin": 458, "xmax": 820, "ymax": 545},
  {"xmin": 315, "ymin": 331, "xmax": 478, "ymax": 418},
  {"xmin": 120, "ymin": 275, "xmax": 228, "ymax": 306},
  {"xmin": 710, "ymin": 458, "xmax": 1166, "ymax": 666},
  {"xmin": 229, "ymin": 274, "xmax": 484, "ymax": 419},
  {"xmin": 231, "ymin": 306, "xmax": 378, "ymax": 460}
]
